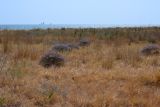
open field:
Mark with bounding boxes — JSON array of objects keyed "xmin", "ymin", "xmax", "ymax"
[{"xmin": 0, "ymin": 27, "xmax": 160, "ymax": 107}]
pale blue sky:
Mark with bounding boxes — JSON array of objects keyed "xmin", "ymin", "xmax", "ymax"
[{"xmin": 0, "ymin": 0, "xmax": 160, "ymax": 25}]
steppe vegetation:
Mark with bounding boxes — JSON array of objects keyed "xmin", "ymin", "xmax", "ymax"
[{"xmin": 0, "ymin": 27, "xmax": 160, "ymax": 107}]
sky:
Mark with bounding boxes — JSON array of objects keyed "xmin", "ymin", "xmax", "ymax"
[{"xmin": 0, "ymin": 0, "xmax": 160, "ymax": 25}]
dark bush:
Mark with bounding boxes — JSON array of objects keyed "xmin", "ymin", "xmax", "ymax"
[
  {"xmin": 39, "ymin": 50, "xmax": 64, "ymax": 68},
  {"xmin": 79, "ymin": 39, "xmax": 90, "ymax": 47},
  {"xmin": 67, "ymin": 43, "xmax": 79, "ymax": 49},
  {"xmin": 140, "ymin": 44, "xmax": 160, "ymax": 56},
  {"xmin": 53, "ymin": 43, "xmax": 72, "ymax": 52}
]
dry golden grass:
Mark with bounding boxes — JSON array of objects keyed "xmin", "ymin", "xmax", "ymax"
[{"xmin": 0, "ymin": 28, "xmax": 160, "ymax": 107}]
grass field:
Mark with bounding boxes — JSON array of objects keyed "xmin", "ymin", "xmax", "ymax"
[{"xmin": 0, "ymin": 27, "xmax": 160, "ymax": 107}]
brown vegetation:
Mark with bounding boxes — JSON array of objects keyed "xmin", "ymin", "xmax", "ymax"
[{"xmin": 0, "ymin": 27, "xmax": 160, "ymax": 107}]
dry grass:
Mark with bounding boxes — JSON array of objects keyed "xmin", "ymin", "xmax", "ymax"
[{"xmin": 0, "ymin": 28, "xmax": 160, "ymax": 107}]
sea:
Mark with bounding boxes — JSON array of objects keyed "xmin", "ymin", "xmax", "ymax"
[
  {"xmin": 0, "ymin": 24, "xmax": 158, "ymax": 30},
  {"xmin": 0, "ymin": 24, "xmax": 108, "ymax": 30}
]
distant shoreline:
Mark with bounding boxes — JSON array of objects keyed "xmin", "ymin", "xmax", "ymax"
[{"xmin": 0, "ymin": 24, "xmax": 160, "ymax": 30}]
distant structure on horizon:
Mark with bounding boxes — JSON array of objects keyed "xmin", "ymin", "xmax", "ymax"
[{"xmin": 41, "ymin": 22, "xmax": 45, "ymax": 25}]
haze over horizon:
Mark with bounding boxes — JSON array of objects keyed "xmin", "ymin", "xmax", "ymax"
[{"xmin": 1, "ymin": 0, "xmax": 160, "ymax": 25}]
